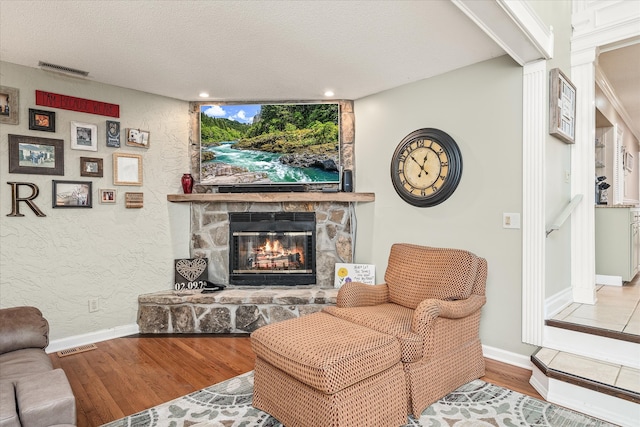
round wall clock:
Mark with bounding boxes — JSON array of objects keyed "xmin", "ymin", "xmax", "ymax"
[{"xmin": 390, "ymin": 128, "xmax": 463, "ymax": 207}]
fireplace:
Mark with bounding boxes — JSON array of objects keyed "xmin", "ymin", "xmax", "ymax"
[{"xmin": 229, "ymin": 212, "xmax": 316, "ymax": 286}]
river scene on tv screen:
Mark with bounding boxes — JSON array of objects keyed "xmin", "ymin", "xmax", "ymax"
[{"xmin": 200, "ymin": 103, "xmax": 340, "ymax": 186}]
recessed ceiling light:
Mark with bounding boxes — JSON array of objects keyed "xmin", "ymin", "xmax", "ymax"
[
  {"xmin": 199, "ymin": 92, "xmax": 209, "ymax": 98},
  {"xmin": 324, "ymin": 90, "xmax": 335, "ymax": 97}
]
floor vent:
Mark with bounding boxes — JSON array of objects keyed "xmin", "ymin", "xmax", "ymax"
[{"xmin": 56, "ymin": 343, "xmax": 98, "ymax": 357}]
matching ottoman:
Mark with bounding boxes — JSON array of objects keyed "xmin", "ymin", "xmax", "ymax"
[{"xmin": 251, "ymin": 312, "xmax": 407, "ymax": 427}]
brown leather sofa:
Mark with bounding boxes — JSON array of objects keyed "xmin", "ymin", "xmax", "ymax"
[{"xmin": 0, "ymin": 306, "xmax": 76, "ymax": 427}]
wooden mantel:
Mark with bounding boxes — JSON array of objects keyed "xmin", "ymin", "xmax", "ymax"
[{"xmin": 167, "ymin": 192, "xmax": 375, "ymax": 203}]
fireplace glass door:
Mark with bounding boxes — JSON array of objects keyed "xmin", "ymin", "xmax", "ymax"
[
  {"xmin": 229, "ymin": 212, "xmax": 316, "ymax": 286},
  {"xmin": 234, "ymin": 231, "xmax": 312, "ymax": 273}
]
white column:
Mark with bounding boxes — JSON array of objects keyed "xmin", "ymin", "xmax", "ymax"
[
  {"xmin": 570, "ymin": 47, "xmax": 597, "ymax": 304},
  {"xmin": 522, "ymin": 60, "xmax": 547, "ymax": 346}
]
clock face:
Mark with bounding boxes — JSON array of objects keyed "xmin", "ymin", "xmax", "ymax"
[{"xmin": 391, "ymin": 128, "xmax": 462, "ymax": 207}]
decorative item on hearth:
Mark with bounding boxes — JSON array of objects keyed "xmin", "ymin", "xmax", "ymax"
[
  {"xmin": 181, "ymin": 173, "xmax": 194, "ymax": 193},
  {"xmin": 174, "ymin": 258, "xmax": 208, "ymax": 290},
  {"xmin": 334, "ymin": 263, "xmax": 375, "ymax": 288}
]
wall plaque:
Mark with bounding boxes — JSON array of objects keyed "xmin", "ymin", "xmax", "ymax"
[
  {"xmin": 36, "ymin": 90, "xmax": 120, "ymax": 118},
  {"xmin": 125, "ymin": 192, "xmax": 143, "ymax": 208}
]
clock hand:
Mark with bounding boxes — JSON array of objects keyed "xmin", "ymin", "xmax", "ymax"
[{"xmin": 409, "ymin": 154, "xmax": 427, "ymax": 177}]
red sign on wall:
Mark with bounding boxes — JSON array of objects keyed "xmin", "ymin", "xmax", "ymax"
[{"xmin": 35, "ymin": 90, "xmax": 120, "ymax": 118}]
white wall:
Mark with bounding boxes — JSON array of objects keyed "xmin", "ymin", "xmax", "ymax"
[
  {"xmin": 0, "ymin": 62, "xmax": 190, "ymax": 340},
  {"xmin": 354, "ymin": 55, "xmax": 537, "ymax": 355}
]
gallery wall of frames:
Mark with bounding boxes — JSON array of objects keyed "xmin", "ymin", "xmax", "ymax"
[{"xmin": 2, "ymin": 87, "xmax": 150, "ymax": 214}]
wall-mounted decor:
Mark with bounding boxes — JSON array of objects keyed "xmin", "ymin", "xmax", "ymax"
[
  {"xmin": 625, "ymin": 151, "xmax": 634, "ymax": 172},
  {"xmin": 125, "ymin": 192, "xmax": 143, "ymax": 208},
  {"xmin": 35, "ymin": 90, "xmax": 120, "ymax": 118},
  {"xmin": 99, "ymin": 188, "xmax": 116, "ymax": 204},
  {"xmin": 6, "ymin": 182, "xmax": 46, "ymax": 217},
  {"xmin": 113, "ymin": 153, "xmax": 143, "ymax": 185},
  {"xmin": 28, "ymin": 108, "xmax": 56, "ymax": 132},
  {"xmin": 71, "ymin": 121, "xmax": 98, "ymax": 151},
  {"xmin": 8, "ymin": 134, "xmax": 64, "ymax": 176},
  {"xmin": 549, "ymin": 68, "xmax": 576, "ymax": 144},
  {"xmin": 390, "ymin": 128, "xmax": 463, "ymax": 207},
  {"xmin": 106, "ymin": 120, "xmax": 120, "ymax": 147},
  {"xmin": 174, "ymin": 258, "xmax": 208, "ymax": 290},
  {"xmin": 0, "ymin": 86, "xmax": 19, "ymax": 125},
  {"xmin": 126, "ymin": 128, "xmax": 150, "ymax": 149},
  {"xmin": 52, "ymin": 180, "xmax": 92, "ymax": 208},
  {"xmin": 80, "ymin": 157, "xmax": 103, "ymax": 177}
]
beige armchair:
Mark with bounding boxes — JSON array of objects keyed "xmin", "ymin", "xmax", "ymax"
[{"xmin": 323, "ymin": 243, "xmax": 487, "ymax": 416}]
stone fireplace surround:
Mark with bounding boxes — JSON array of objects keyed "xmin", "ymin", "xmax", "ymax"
[
  {"xmin": 138, "ymin": 198, "xmax": 361, "ymax": 334},
  {"xmin": 137, "ymin": 100, "xmax": 374, "ymax": 334}
]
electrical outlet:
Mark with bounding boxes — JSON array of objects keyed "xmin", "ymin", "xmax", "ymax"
[
  {"xmin": 564, "ymin": 170, "xmax": 570, "ymax": 183},
  {"xmin": 503, "ymin": 213, "xmax": 521, "ymax": 229},
  {"xmin": 88, "ymin": 299, "xmax": 99, "ymax": 313}
]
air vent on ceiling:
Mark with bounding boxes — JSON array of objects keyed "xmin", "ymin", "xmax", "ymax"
[
  {"xmin": 38, "ymin": 61, "xmax": 89, "ymax": 78},
  {"xmin": 56, "ymin": 343, "xmax": 98, "ymax": 357}
]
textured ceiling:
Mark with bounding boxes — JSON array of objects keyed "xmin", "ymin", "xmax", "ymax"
[{"xmin": 0, "ymin": 0, "xmax": 507, "ymax": 102}]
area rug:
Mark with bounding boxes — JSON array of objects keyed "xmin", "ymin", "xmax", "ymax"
[{"xmin": 101, "ymin": 371, "xmax": 616, "ymax": 427}]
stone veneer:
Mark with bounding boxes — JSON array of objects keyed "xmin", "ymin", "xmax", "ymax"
[
  {"xmin": 190, "ymin": 201, "xmax": 353, "ymax": 287},
  {"xmin": 138, "ymin": 287, "xmax": 338, "ymax": 334}
]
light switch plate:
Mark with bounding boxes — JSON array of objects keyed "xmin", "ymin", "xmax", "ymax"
[{"xmin": 503, "ymin": 213, "xmax": 521, "ymax": 229}]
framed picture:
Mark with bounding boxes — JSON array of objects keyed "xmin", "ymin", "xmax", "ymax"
[
  {"xmin": 28, "ymin": 109, "xmax": 55, "ymax": 132},
  {"xmin": 8, "ymin": 134, "xmax": 64, "ymax": 175},
  {"xmin": 0, "ymin": 85, "xmax": 19, "ymax": 125},
  {"xmin": 99, "ymin": 188, "xmax": 116, "ymax": 204},
  {"xmin": 549, "ymin": 68, "xmax": 576, "ymax": 144},
  {"xmin": 113, "ymin": 153, "xmax": 143, "ymax": 185},
  {"xmin": 106, "ymin": 120, "xmax": 120, "ymax": 147},
  {"xmin": 71, "ymin": 121, "xmax": 98, "ymax": 151},
  {"xmin": 52, "ymin": 180, "xmax": 92, "ymax": 208},
  {"xmin": 625, "ymin": 151, "xmax": 634, "ymax": 172},
  {"xmin": 80, "ymin": 157, "xmax": 104, "ymax": 177},
  {"xmin": 126, "ymin": 128, "xmax": 150, "ymax": 149}
]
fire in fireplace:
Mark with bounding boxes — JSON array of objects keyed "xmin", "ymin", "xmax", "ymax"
[{"xmin": 229, "ymin": 212, "xmax": 316, "ymax": 286}]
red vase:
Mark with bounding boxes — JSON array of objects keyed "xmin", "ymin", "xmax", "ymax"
[{"xmin": 181, "ymin": 173, "xmax": 194, "ymax": 194}]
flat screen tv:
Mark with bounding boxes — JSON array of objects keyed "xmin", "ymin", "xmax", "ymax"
[{"xmin": 200, "ymin": 102, "xmax": 340, "ymax": 188}]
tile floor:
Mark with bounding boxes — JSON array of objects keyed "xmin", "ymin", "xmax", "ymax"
[
  {"xmin": 535, "ymin": 347, "xmax": 640, "ymax": 393},
  {"xmin": 543, "ymin": 279, "xmax": 640, "ymax": 393},
  {"xmin": 552, "ymin": 281, "xmax": 640, "ymax": 336}
]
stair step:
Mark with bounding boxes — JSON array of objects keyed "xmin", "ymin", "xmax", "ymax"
[
  {"xmin": 531, "ymin": 347, "xmax": 639, "ymax": 404},
  {"xmin": 530, "ymin": 348, "xmax": 640, "ymax": 426},
  {"xmin": 545, "ymin": 318, "xmax": 640, "ymax": 344}
]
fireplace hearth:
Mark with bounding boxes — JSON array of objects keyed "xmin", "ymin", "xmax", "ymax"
[{"xmin": 229, "ymin": 212, "xmax": 316, "ymax": 286}]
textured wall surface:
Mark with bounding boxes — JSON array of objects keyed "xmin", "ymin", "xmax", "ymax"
[{"xmin": 0, "ymin": 62, "xmax": 191, "ymax": 341}]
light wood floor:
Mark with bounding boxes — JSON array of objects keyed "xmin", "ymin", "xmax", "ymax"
[{"xmin": 49, "ymin": 335, "xmax": 542, "ymax": 427}]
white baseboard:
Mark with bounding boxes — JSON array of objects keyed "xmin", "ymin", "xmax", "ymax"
[
  {"xmin": 544, "ymin": 287, "xmax": 573, "ymax": 318},
  {"xmin": 596, "ymin": 274, "xmax": 623, "ymax": 286},
  {"xmin": 46, "ymin": 323, "xmax": 139, "ymax": 354},
  {"xmin": 482, "ymin": 344, "xmax": 532, "ymax": 370}
]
